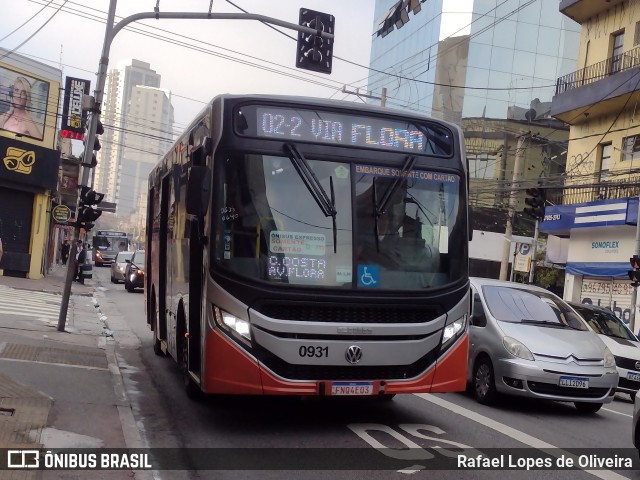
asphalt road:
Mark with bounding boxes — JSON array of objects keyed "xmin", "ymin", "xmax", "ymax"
[{"xmin": 93, "ymin": 267, "xmax": 639, "ymax": 480}]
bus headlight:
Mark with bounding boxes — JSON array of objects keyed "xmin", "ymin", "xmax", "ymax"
[
  {"xmin": 441, "ymin": 314, "xmax": 467, "ymax": 350},
  {"xmin": 213, "ymin": 306, "xmax": 251, "ymax": 340}
]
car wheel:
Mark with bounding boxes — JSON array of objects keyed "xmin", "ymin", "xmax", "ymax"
[
  {"xmin": 110, "ymin": 275, "xmax": 117, "ymax": 283},
  {"xmin": 473, "ymin": 357, "xmax": 497, "ymax": 405},
  {"xmin": 631, "ymin": 392, "xmax": 637, "ymax": 402},
  {"xmin": 574, "ymin": 402, "xmax": 602, "ymax": 414},
  {"xmin": 125, "ymin": 281, "xmax": 134, "ymax": 293}
]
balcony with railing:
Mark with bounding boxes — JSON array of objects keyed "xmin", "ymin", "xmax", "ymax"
[
  {"xmin": 546, "ymin": 175, "xmax": 640, "ymax": 206},
  {"xmin": 550, "ymin": 46, "xmax": 640, "ymax": 124}
]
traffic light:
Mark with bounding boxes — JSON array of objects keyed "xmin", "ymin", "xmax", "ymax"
[
  {"xmin": 296, "ymin": 8, "xmax": 334, "ymax": 74},
  {"xmin": 76, "ymin": 186, "xmax": 105, "ymax": 231},
  {"xmin": 629, "ymin": 255, "xmax": 640, "ymax": 286},
  {"xmin": 93, "ymin": 120, "xmax": 103, "ymax": 151},
  {"xmin": 83, "ymin": 119, "xmax": 103, "ymax": 154},
  {"xmin": 524, "ymin": 185, "xmax": 546, "ymax": 220}
]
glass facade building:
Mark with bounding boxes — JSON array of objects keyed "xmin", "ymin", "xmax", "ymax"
[
  {"xmin": 367, "ymin": 0, "xmax": 581, "ymax": 278},
  {"xmin": 368, "ymin": 0, "xmax": 580, "ymax": 124}
]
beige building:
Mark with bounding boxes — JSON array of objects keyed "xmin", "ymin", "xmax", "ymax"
[{"xmin": 547, "ymin": 1, "xmax": 640, "ymax": 320}]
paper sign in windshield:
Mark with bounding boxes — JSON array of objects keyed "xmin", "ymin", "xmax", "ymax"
[{"xmin": 270, "ymin": 231, "xmax": 326, "ymax": 256}]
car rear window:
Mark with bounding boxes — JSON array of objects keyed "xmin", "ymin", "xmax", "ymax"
[
  {"xmin": 132, "ymin": 251, "xmax": 145, "ymax": 263},
  {"xmin": 482, "ymin": 285, "xmax": 588, "ymax": 330},
  {"xmin": 117, "ymin": 252, "xmax": 133, "ymax": 262}
]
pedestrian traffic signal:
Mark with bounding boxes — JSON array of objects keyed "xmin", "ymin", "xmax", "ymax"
[
  {"xmin": 296, "ymin": 8, "xmax": 334, "ymax": 74},
  {"xmin": 524, "ymin": 185, "xmax": 546, "ymax": 220},
  {"xmin": 76, "ymin": 205, "xmax": 102, "ymax": 231},
  {"xmin": 79, "ymin": 186, "xmax": 104, "ymax": 206},
  {"xmin": 77, "ymin": 186, "xmax": 104, "ymax": 231}
]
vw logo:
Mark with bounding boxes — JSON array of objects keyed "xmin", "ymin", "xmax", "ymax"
[
  {"xmin": 345, "ymin": 345, "xmax": 363, "ymax": 364},
  {"xmin": 635, "ymin": 361, "xmax": 640, "ymax": 370}
]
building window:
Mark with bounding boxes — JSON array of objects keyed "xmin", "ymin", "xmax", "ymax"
[
  {"xmin": 635, "ymin": 21, "xmax": 640, "ymax": 46},
  {"xmin": 622, "ymin": 135, "xmax": 640, "ymax": 161},
  {"xmin": 597, "ymin": 143, "xmax": 612, "ymax": 199},
  {"xmin": 611, "ymin": 31, "xmax": 625, "ymax": 73},
  {"xmin": 467, "ymin": 153, "xmax": 496, "ymax": 179}
]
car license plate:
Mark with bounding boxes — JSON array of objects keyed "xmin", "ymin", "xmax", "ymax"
[
  {"xmin": 627, "ymin": 372, "xmax": 640, "ymax": 383},
  {"xmin": 558, "ymin": 376, "xmax": 589, "ymax": 389},
  {"xmin": 330, "ymin": 381, "xmax": 373, "ymax": 396}
]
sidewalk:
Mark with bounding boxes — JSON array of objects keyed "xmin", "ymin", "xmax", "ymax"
[{"xmin": 0, "ymin": 264, "xmax": 146, "ymax": 479}]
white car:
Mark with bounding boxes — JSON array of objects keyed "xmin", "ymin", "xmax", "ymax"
[{"xmin": 571, "ymin": 302, "xmax": 640, "ymax": 401}]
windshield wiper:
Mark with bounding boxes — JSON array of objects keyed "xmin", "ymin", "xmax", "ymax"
[
  {"xmin": 284, "ymin": 144, "xmax": 337, "ymax": 253},
  {"xmin": 375, "ymin": 155, "xmax": 416, "ymax": 217},
  {"xmin": 520, "ymin": 319, "xmax": 573, "ymax": 329}
]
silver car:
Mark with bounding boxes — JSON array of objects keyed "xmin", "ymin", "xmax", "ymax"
[
  {"xmin": 468, "ymin": 277, "xmax": 618, "ymax": 414},
  {"xmin": 110, "ymin": 251, "xmax": 134, "ymax": 284}
]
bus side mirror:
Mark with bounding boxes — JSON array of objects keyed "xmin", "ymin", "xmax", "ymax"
[{"xmin": 186, "ymin": 165, "xmax": 212, "ymax": 216}]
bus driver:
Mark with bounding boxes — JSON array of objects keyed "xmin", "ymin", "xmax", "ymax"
[{"xmin": 356, "ymin": 176, "xmax": 440, "ymax": 288}]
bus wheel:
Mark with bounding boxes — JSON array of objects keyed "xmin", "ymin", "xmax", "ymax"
[{"xmin": 181, "ymin": 336, "xmax": 202, "ymax": 400}]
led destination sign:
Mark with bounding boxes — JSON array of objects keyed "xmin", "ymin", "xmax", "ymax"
[{"xmin": 238, "ymin": 106, "xmax": 453, "ymax": 155}]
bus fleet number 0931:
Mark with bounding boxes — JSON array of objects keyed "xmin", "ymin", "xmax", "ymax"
[{"xmin": 299, "ymin": 345, "xmax": 329, "ymax": 358}]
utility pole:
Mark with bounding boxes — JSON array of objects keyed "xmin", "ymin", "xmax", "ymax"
[
  {"xmin": 528, "ymin": 219, "xmax": 539, "ymax": 283},
  {"xmin": 57, "ymin": 0, "xmax": 335, "ymax": 332},
  {"xmin": 342, "ymin": 86, "xmax": 387, "ymax": 107},
  {"xmin": 499, "ymin": 132, "xmax": 529, "ymax": 281}
]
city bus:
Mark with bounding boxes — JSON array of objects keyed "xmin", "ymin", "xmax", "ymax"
[
  {"xmin": 92, "ymin": 230, "xmax": 130, "ymax": 266},
  {"xmin": 145, "ymin": 94, "xmax": 471, "ymax": 399}
]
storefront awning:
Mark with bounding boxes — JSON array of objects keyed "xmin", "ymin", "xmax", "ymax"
[{"xmin": 566, "ymin": 261, "xmax": 630, "ymax": 278}]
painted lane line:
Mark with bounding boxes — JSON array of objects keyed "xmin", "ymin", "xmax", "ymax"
[
  {"xmin": 416, "ymin": 393, "xmax": 629, "ymax": 480},
  {"xmin": 602, "ymin": 407, "xmax": 632, "ymax": 418}
]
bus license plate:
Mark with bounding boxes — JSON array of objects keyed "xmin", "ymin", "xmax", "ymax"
[
  {"xmin": 558, "ymin": 376, "xmax": 588, "ymax": 389},
  {"xmin": 627, "ymin": 372, "xmax": 640, "ymax": 383},
  {"xmin": 330, "ymin": 382, "xmax": 374, "ymax": 396}
]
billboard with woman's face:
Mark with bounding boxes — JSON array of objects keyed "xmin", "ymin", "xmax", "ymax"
[{"xmin": 0, "ymin": 66, "xmax": 49, "ymax": 141}]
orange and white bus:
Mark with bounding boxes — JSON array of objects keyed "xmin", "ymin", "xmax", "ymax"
[{"xmin": 145, "ymin": 94, "xmax": 470, "ymax": 399}]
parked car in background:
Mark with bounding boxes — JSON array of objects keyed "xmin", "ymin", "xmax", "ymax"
[
  {"xmin": 124, "ymin": 250, "xmax": 145, "ymax": 293},
  {"xmin": 468, "ymin": 277, "xmax": 618, "ymax": 413},
  {"xmin": 110, "ymin": 251, "xmax": 134, "ymax": 284},
  {"xmin": 570, "ymin": 302, "xmax": 640, "ymax": 401}
]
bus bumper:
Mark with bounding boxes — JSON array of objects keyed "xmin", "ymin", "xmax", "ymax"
[{"xmin": 202, "ymin": 329, "xmax": 468, "ymax": 396}]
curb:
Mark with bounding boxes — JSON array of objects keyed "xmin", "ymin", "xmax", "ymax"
[{"xmin": 90, "ymin": 292, "xmax": 153, "ymax": 480}]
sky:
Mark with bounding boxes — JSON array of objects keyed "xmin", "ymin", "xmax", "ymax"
[{"xmin": 0, "ymin": 0, "xmax": 376, "ymax": 136}]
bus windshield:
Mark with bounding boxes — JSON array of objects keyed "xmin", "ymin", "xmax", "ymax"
[{"xmin": 212, "ymin": 153, "xmax": 464, "ymax": 290}]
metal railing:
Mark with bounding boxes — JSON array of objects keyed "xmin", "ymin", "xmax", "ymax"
[
  {"xmin": 546, "ymin": 175, "xmax": 640, "ymax": 205},
  {"xmin": 555, "ymin": 46, "xmax": 640, "ymax": 95}
]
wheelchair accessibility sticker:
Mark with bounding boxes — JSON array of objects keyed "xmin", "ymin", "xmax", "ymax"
[{"xmin": 357, "ymin": 264, "xmax": 379, "ymax": 287}]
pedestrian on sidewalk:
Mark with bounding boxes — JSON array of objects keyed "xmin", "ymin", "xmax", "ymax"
[
  {"xmin": 60, "ymin": 239, "xmax": 70, "ymax": 265},
  {"xmin": 75, "ymin": 240, "xmax": 86, "ymax": 284}
]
